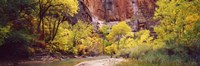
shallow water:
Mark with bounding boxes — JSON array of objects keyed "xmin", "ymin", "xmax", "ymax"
[{"xmin": 17, "ymin": 56, "xmax": 110, "ymax": 66}]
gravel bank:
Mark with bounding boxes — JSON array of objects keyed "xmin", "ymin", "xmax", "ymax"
[{"xmin": 76, "ymin": 58, "xmax": 126, "ymax": 66}]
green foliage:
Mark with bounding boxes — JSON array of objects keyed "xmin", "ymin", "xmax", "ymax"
[
  {"xmin": 6, "ymin": 30, "xmax": 33, "ymax": 45},
  {"xmin": 0, "ymin": 25, "xmax": 10, "ymax": 45},
  {"xmin": 117, "ymin": 53, "xmax": 197, "ymax": 66},
  {"xmin": 0, "ymin": 30, "xmax": 34, "ymax": 58},
  {"xmin": 99, "ymin": 25, "xmax": 110, "ymax": 36},
  {"xmin": 141, "ymin": 50, "xmax": 169, "ymax": 63},
  {"xmin": 0, "ymin": 0, "xmax": 35, "ymax": 24}
]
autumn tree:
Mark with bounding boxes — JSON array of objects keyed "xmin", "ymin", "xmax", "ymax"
[
  {"xmin": 35, "ymin": 0, "xmax": 79, "ymax": 42},
  {"xmin": 0, "ymin": 0, "xmax": 80, "ymax": 56},
  {"xmin": 154, "ymin": 0, "xmax": 200, "ymax": 59},
  {"xmin": 154, "ymin": 0, "xmax": 200, "ymax": 45},
  {"xmin": 52, "ymin": 20, "xmax": 93, "ymax": 54},
  {"xmin": 99, "ymin": 25, "xmax": 110, "ymax": 54},
  {"xmin": 107, "ymin": 21, "xmax": 131, "ymax": 50}
]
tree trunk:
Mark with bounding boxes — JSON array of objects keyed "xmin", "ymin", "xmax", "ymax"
[
  {"xmin": 102, "ymin": 38, "xmax": 105, "ymax": 54},
  {"xmin": 51, "ymin": 19, "xmax": 61, "ymax": 41},
  {"xmin": 117, "ymin": 35, "xmax": 120, "ymax": 50}
]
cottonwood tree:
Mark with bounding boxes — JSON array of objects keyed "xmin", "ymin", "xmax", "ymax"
[
  {"xmin": 154, "ymin": 0, "xmax": 200, "ymax": 45},
  {"xmin": 99, "ymin": 25, "xmax": 110, "ymax": 54},
  {"xmin": 34, "ymin": 0, "xmax": 79, "ymax": 42},
  {"xmin": 107, "ymin": 21, "xmax": 131, "ymax": 49},
  {"xmin": 154, "ymin": 0, "xmax": 200, "ymax": 58}
]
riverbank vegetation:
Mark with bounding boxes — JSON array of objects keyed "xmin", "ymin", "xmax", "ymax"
[
  {"xmin": 117, "ymin": 0, "xmax": 200, "ymax": 65},
  {"xmin": 0, "ymin": 0, "xmax": 200, "ymax": 65}
]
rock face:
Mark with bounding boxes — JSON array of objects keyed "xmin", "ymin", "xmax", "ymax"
[
  {"xmin": 82, "ymin": 0, "xmax": 157, "ymax": 21},
  {"xmin": 66, "ymin": 0, "xmax": 93, "ymax": 25},
  {"xmin": 82, "ymin": 0, "xmax": 105, "ymax": 20},
  {"xmin": 137, "ymin": 0, "xmax": 157, "ymax": 20}
]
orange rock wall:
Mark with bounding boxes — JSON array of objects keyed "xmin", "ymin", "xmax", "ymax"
[{"xmin": 82, "ymin": 0, "xmax": 156, "ymax": 21}]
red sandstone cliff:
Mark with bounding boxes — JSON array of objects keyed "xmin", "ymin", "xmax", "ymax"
[{"xmin": 81, "ymin": 0, "xmax": 156, "ymax": 21}]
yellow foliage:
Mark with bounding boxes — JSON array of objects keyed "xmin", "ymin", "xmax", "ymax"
[
  {"xmin": 151, "ymin": 39, "xmax": 165, "ymax": 50},
  {"xmin": 0, "ymin": 25, "xmax": 11, "ymax": 45},
  {"xmin": 185, "ymin": 14, "xmax": 199, "ymax": 23},
  {"xmin": 154, "ymin": 0, "xmax": 200, "ymax": 45},
  {"xmin": 105, "ymin": 44, "xmax": 117, "ymax": 55},
  {"xmin": 36, "ymin": 0, "xmax": 79, "ymax": 18},
  {"xmin": 112, "ymin": 30, "xmax": 164, "ymax": 56},
  {"xmin": 54, "ymin": 0, "xmax": 79, "ymax": 16},
  {"xmin": 136, "ymin": 30, "xmax": 153, "ymax": 44},
  {"xmin": 78, "ymin": 45, "xmax": 87, "ymax": 52},
  {"xmin": 107, "ymin": 21, "xmax": 131, "ymax": 42}
]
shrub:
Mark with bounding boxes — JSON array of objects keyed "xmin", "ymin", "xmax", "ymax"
[
  {"xmin": 141, "ymin": 50, "xmax": 169, "ymax": 63},
  {"xmin": 129, "ymin": 44, "xmax": 152, "ymax": 59},
  {"xmin": 115, "ymin": 30, "xmax": 165, "ymax": 59},
  {"xmin": 0, "ymin": 25, "xmax": 10, "ymax": 46},
  {"xmin": 105, "ymin": 44, "xmax": 117, "ymax": 56},
  {"xmin": 0, "ymin": 30, "xmax": 33, "ymax": 59}
]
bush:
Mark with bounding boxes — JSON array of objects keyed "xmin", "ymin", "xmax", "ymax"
[
  {"xmin": 140, "ymin": 49, "xmax": 198, "ymax": 65},
  {"xmin": 105, "ymin": 44, "xmax": 117, "ymax": 56},
  {"xmin": 139, "ymin": 43, "xmax": 198, "ymax": 65},
  {"xmin": 141, "ymin": 50, "xmax": 169, "ymax": 63},
  {"xmin": 114, "ymin": 30, "xmax": 164, "ymax": 58},
  {"xmin": 0, "ymin": 25, "xmax": 10, "ymax": 46},
  {"xmin": 129, "ymin": 44, "xmax": 152, "ymax": 59},
  {"xmin": 48, "ymin": 20, "xmax": 104, "ymax": 56},
  {"xmin": 116, "ymin": 48, "xmax": 131, "ymax": 58},
  {"xmin": 0, "ymin": 30, "xmax": 33, "ymax": 59}
]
